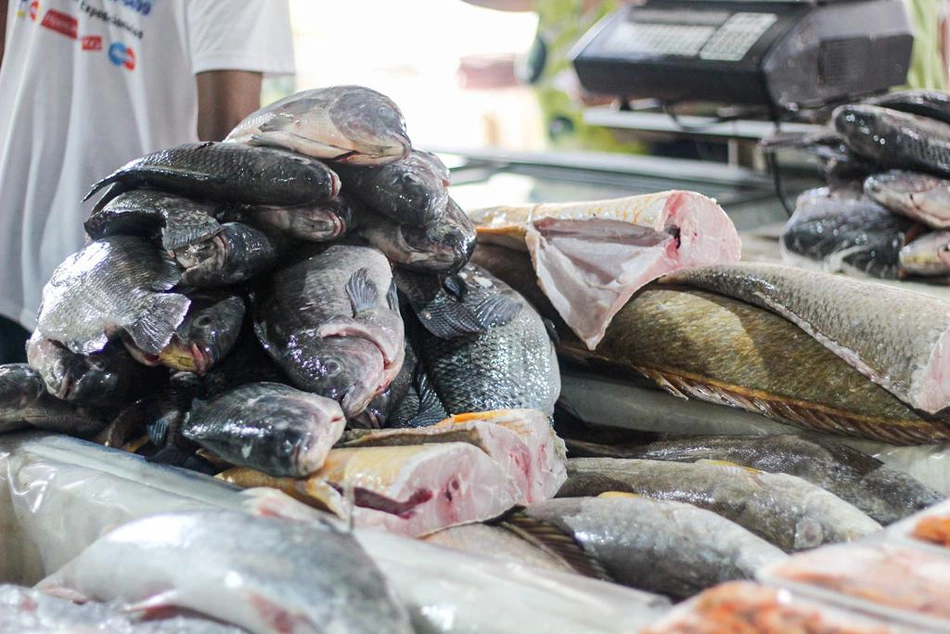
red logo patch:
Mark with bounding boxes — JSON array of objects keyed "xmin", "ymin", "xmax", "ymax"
[
  {"xmin": 40, "ymin": 9, "xmax": 78, "ymax": 40},
  {"xmin": 29, "ymin": 1, "xmax": 39, "ymax": 21},
  {"xmin": 81, "ymin": 35, "xmax": 102, "ymax": 51}
]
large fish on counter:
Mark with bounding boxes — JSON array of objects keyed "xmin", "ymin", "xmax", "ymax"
[
  {"xmin": 469, "ymin": 191, "xmax": 741, "ymax": 349},
  {"xmin": 473, "ymin": 245, "xmax": 950, "ymax": 444}
]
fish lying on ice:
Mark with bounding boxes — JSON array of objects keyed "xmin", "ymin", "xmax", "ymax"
[{"xmin": 864, "ymin": 170, "xmax": 950, "ymax": 229}]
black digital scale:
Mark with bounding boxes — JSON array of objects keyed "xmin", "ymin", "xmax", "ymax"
[{"xmin": 570, "ymin": 0, "xmax": 914, "ymax": 116}]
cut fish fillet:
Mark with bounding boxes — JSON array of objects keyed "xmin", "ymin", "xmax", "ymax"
[{"xmin": 470, "ymin": 191, "xmax": 741, "ymax": 349}]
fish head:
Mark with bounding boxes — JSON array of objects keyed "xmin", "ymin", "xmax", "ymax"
[
  {"xmin": 401, "ymin": 201, "xmax": 477, "ymax": 274},
  {"xmin": 27, "ymin": 333, "xmax": 125, "ymax": 403},
  {"xmin": 275, "ymin": 396, "xmax": 346, "ymax": 475},
  {"xmin": 160, "ymin": 295, "xmax": 246, "ymax": 374},
  {"xmin": 0, "ymin": 363, "xmax": 46, "ymax": 410},
  {"xmin": 899, "ymin": 231, "xmax": 950, "ymax": 274},
  {"xmin": 327, "ymin": 87, "xmax": 412, "ymax": 165},
  {"xmin": 305, "ymin": 336, "xmax": 386, "ymax": 417},
  {"xmin": 833, "ymin": 105, "xmax": 898, "ymax": 158}
]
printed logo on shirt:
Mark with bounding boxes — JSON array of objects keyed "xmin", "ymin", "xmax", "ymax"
[
  {"xmin": 106, "ymin": 0, "xmax": 154, "ymax": 17},
  {"xmin": 27, "ymin": 0, "xmax": 39, "ymax": 21},
  {"xmin": 79, "ymin": 1, "xmax": 145, "ymax": 40},
  {"xmin": 108, "ymin": 42, "xmax": 136, "ymax": 70},
  {"xmin": 40, "ymin": 9, "xmax": 78, "ymax": 39},
  {"xmin": 81, "ymin": 35, "xmax": 103, "ymax": 51}
]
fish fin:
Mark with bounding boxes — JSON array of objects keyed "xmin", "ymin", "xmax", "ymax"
[
  {"xmin": 406, "ymin": 367, "xmax": 447, "ymax": 427},
  {"xmin": 471, "ymin": 291, "xmax": 522, "ymax": 329},
  {"xmin": 126, "ymin": 294, "xmax": 191, "ymax": 357},
  {"xmin": 160, "ymin": 215, "xmax": 222, "ymax": 252},
  {"xmin": 82, "ymin": 174, "xmax": 122, "ymax": 203},
  {"xmin": 346, "ymin": 268, "xmax": 378, "ymax": 316},
  {"xmin": 246, "ymin": 590, "xmax": 313, "ymax": 634},
  {"xmin": 150, "ymin": 255, "xmax": 182, "ymax": 292},
  {"xmin": 442, "ymin": 273, "xmax": 467, "ymax": 300},
  {"xmin": 145, "ymin": 416, "xmax": 171, "ymax": 446},
  {"xmin": 499, "ymin": 511, "xmax": 613, "ymax": 582},
  {"xmin": 120, "ymin": 591, "xmax": 180, "ymax": 616},
  {"xmin": 387, "ymin": 280, "xmax": 400, "ymax": 312},
  {"xmin": 88, "ymin": 182, "xmax": 130, "ymax": 212},
  {"xmin": 542, "ymin": 318, "xmax": 560, "ymax": 344},
  {"xmin": 35, "ymin": 585, "xmax": 90, "ymax": 603},
  {"xmin": 417, "ymin": 303, "xmax": 487, "ymax": 340}
]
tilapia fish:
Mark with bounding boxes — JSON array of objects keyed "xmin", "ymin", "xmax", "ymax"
[
  {"xmin": 516, "ymin": 495, "xmax": 787, "ymax": 600},
  {"xmin": 226, "ymin": 85, "xmax": 411, "ymax": 165},
  {"xmin": 85, "ymin": 142, "xmax": 341, "ymax": 208},
  {"xmin": 335, "ymin": 149, "xmax": 450, "ymax": 225},
  {"xmin": 863, "ymin": 88, "xmax": 950, "ymax": 126},
  {"xmin": 0, "ymin": 363, "xmax": 106, "ymax": 435},
  {"xmin": 865, "ymin": 170, "xmax": 950, "ymax": 229},
  {"xmin": 565, "ymin": 433, "xmax": 943, "ymax": 525},
  {"xmin": 780, "ymin": 185, "xmax": 923, "ymax": 279},
  {"xmin": 244, "ymin": 196, "xmax": 355, "ymax": 242},
  {"xmin": 253, "ymin": 244, "xmax": 404, "ymax": 417},
  {"xmin": 473, "ymin": 245, "xmax": 950, "ymax": 444},
  {"xmin": 182, "ymin": 381, "xmax": 346, "ymax": 477},
  {"xmin": 147, "ymin": 292, "xmax": 246, "ymax": 374},
  {"xmin": 36, "ymin": 235, "xmax": 190, "ymax": 357},
  {"xmin": 664, "ymin": 262, "xmax": 950, "ymax": 415},
  {"xmin": 834, "ymin": 104, "xmax": 950, "ymax": 177},
  {"xmin": 356, "ymin": 196, "xmax": 476, "ymax": 274},
  {"xmin": 173, "ymin": 222, "xmax": 287, "ymax": 287},
  {"xmin": 899, "ymin": 230, "xmax": 950, "ymax": 276},
  {"xmin": 83, "ymin": 190, "xmax": 224, "ymax": 251},
  {"xmin": 415, "ymin": 264, "xmax": 560, "ymax": 417},
  {"xmin": 26, "ymin": 332, "xmax": 168, "ymax": 408},
  {"xmin": 37, "ymin": 510, "xmax": 413, "ymax": 634},
  {"xmin": 561, "ymin": 458, "xmax": 882, "ymax": 552},
  {"xmin": 470, "ymin": 191, "xmax": 741, "ymax": 349}
]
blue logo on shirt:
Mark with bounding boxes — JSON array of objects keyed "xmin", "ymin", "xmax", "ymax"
[{"xmin": 108, "ymin": 42, "xmax": 136, "ymax": 70}]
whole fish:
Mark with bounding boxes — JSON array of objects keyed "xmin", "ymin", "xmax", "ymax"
[
  {"xmin": 26, "ymin": 332, "xmax": 168, "ymax": 408},
  {"xmin": 244, "ymin": 196, "xmax": 355, "ymax": 242},
  {"xmin": 253, "ymin": 244, "xmax": 404, "ymax": 417},
  {"xmin": 85, "ymin": 142, "xmax": 341, "ymax": 208},
  {"xmin": 560, "ymin": 458, "xmax": 882, "ymax": 552},
  {"xmin": 834, "ymin": 104, "xmax": 950, "ymax": 177},
  {"xmin": 516, "ymin": 495, "xmax": 787, "ymax": 600},
  {"xmin": 37, "ymin": 510, "xmax": 413, "ymax": 634},
  {"xmin": 335, "ymin": 149, "xmax": 450, "ymax": 226},
  {"xmin": 0, "ymin": 363, "xmax": 107, "ymax": 435},
  {"xmin": 780, "ymin": 185, "xmax": 924, "ymax": 279},
  {"xmin": 473, "ymin": 245, "xmax": 950, "ymax": 444},
  {"xmin": 83, "ymin": 190, "xmax": 224, "ymax": 250},
  {"xmin": 172, "ymin": 222, "xmax": 289, "ymax": 288},
  {"xmin": 864, "ymin": 170, "xmax": 950, "ymax": 229},
  {"xmin": 863, "ymin": 88, "xmax": 950, "ymax": 126},
  {"xmin": 356, "ymin": 197, "xmax": 476, "ymax": 274},
  {"xmin": 564, "ymin": 433, "xmax": 943, "ymax": 525},
  {"xmin": 36, "ymin": 235, "xmax": 190, "ymax": 357},
  {"xmin": 226, "ymin": 85, "xmax": 411, "ymax": 165},
  {"xmin": 181, "ymin": 381, "xmax": 346, "ymax": 477},
  {"xmin": 664, "ymin": 262, "xmax": 950, "ymax": 415},
  {"xmin": 899, "ymin": 230, "xmax": 950, "ymax": 276},
  {"xmin": 414, "ymin": 265, "xmax": 560, "ymax": 417},
  {"xmin": 759, "ymin": 131, "xmax": 876, "ymax": 182}
]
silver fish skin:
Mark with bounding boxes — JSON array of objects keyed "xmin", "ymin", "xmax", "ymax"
[
  {"xmin": 663, "ymin": 262, "xmax": 950, "ymax": 414},
  {"xmin": 522, "ymin": 496, "xmax": 787, "ymax": 600},
  {"xmin": 36, "ymin": 235, "xmax": 190, "ymax": 357},
  {"xmin": 356, "ymin": 197, "xmax": 477, "ymax": 275},
  {"xmin": 834, "ymin": 104, "xmax": 950, "ymax": 177},
  {"xmin": 253, "ymin": 244, "xmax": 405, "ymax": 417},
  {"xmin": 246, "ymin": 196, "xmax": 355, "ymax": 242},
  {"xmin": 26, "ymin": 332, "xmax": 168, "ymax": 408},
  {"xmin": 899, "ymin": 230, "xmax": 950, "ymax": 276},
  {"xmin": 566, "ymin": 433, "xmax": 944, "ymax": 526},
  {"xmin": 0, "ymin": 363, "xmax": 106, "ymax": 435},
  {"xmin": 865, "ymin": 170, "xmax": 950, "ymax": 229},
  {"xmin": 417, "ymin": 265, "xmax": 560, "ymax": 417},
  {"xmin": 174, "ymin": 222, "xmax": 287, "ymax": 288},
  {"xmin": 83, "ymin": 190, "xmax": 224, "ymax": 251},
  {"xmin": 182, "ymin": 381, "xmax": 346, "ymax": 477},
  {"xmin": 335, "ymin": 149, "xmax": 450, "ymax": 226},
  {"xmin": 561, "ymin": 457, "xmax": 882, "ymax": 552},
  {"xmin": 226, "ymin": 85, "xmax": 411, "ymax": 165},
  {"xmin": 37, "ymin": 510, "xmax": 413, "ymax": 634},
  {"xmin": 85, "ymin": 142, "xmax": 341, "ymax": 208}
]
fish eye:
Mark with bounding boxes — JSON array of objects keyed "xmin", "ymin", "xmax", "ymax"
[
  {"xmin": 324, "ymin": 360, "xmax": 342, "ymax": 376},
  {"xmin": 193, "ymin": 314, "xmax": 213, "ymax": 328}
]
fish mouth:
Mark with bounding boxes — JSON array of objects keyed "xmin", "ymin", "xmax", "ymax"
[
  {"xmin": 158, "ymin": 340, "xmax": 214, "ymax": 375},
  {"xmin": 54, "ymin": 375, "xmax": 75, "ymax": 401}
]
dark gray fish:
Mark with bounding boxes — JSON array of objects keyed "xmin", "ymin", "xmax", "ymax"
[
  {"xmin": 26, "ymin": 332, "xmax": 168, "ymax": 408},
  {"xmin": 36, "ymin": 235, "xmax": 190, "ymax": 356},
  {"xmin": 225, "ymin": 85, "xmax": 412, "ymax": 165},
  {"xmin": 564, "ymin": 433, "xmax": 943, "ymax": 526},
  {"xmin": 356, "ymin": 197, "xmax": 476, "ymax": 275},
  {"xmin": 416, "ymin": 265, "xmax": 560, "ymax": 416},
  {"xmin": 253, "ymin": 244, "xmax": 405, "ymax": 417},
  {"xmin": 899, "ymin": 229, "xmax": 950, "ymax": 276},
  {"xmin": 386, "ymin": 363, "xmax": 449, "ymax": 428},
  {"xmin": 200, "ymin": 329, "xmax": 288, "ymax": 397},
  {"xmin": 182, "ymin": 381, "xmax": 346, "ymax": 477},
  {"xmin": 83, "ymin": 190, "xmax": 224, "ymax": 251},
  {"xmin": 760, "ymin": 131, "xmax": 876, "ymax": 182},
  {"xmin": 173, "ymin": 222, "xmax": 287, "ymax": 287},
  {"xmin": 37, "ymin": 510, "xmax": 414, "ymax": 634},
  {"xmin": 245, "ymin": 196, "xmax": 355, "ymax": 242},
  {"xmin": 84, "ymin": 142, "xmax": 341, "ymax": 208},
  {"xmin": 781, "ymin": 185, "xmax": 924, "ymax": 279},
  {"xmin": 561, "ymin": 457, "xmax": 882, "ymax": 552},
  {"xmin": 151, "ymin": 292, "xmax": 246, "ymax": 375},
  {"xmin": 863, "ymin": 89, "xmax": 950, "ymax": 126},
  {"xmin": 335, "ymin": 149, "xmax": 450, "ymax": 226},
  {"xmin": 865, "ymin": 170, "xmax": 950, "ymax": 229},
  {"xmin": 834, "ymin": 104, "xmax": 950, "ymax": 177},
  {"xmin": 517, "ymin": 496, "xmax": 787, "ymax": 601},
  {"xmin": 0, "ymin": 363, "xmax": 107, "ymax": 436}
]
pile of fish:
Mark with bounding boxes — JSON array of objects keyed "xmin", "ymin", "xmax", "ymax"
[
  {"xmin": 0, "ymin": 84, "xmax": 566, "ymax": 538},
  {"xmin": 766, "ymin": 89, "xmax": 950, "ymax": 281}
]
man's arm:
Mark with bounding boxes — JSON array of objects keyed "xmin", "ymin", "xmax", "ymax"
[
  {"xmin": 0, "ymin": 0, "xmax": 9, "ymax": 69},
  {"xmin": 195, "ymin": 70, "xmax": 263, "ymax": 142}
]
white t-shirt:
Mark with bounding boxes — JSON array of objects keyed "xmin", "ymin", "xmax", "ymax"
[{"xmin": 0, "ymin": 0, "xmax": 296, "ymax": 329}]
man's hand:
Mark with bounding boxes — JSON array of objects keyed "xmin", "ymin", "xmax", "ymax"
[{"xmin": 196, "ymin": 70, "xmax": 264, "ymax": 142}]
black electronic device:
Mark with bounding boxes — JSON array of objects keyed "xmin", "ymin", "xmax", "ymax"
[{"xmin": 570, "ymin": 0, "xmax": 914, "ymax": 116}]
